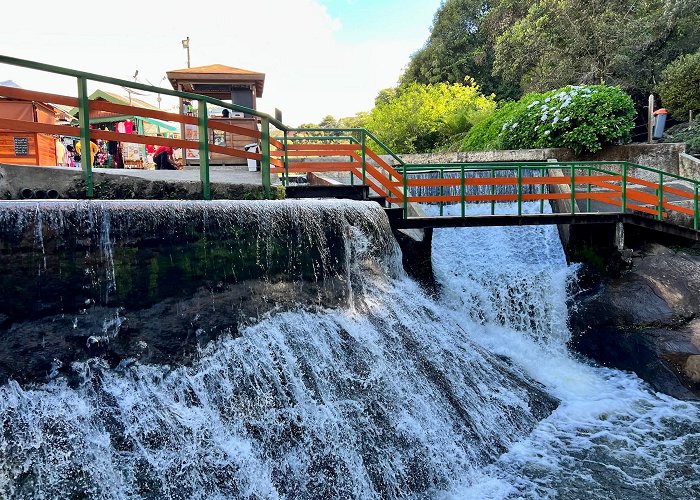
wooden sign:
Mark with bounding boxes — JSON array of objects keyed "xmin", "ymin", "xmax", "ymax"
[{"xmin": 13, "ymin": 137, "xmax": 29, "ymax": 156}]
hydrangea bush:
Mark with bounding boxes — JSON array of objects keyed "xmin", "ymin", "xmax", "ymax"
[{"xmin": 462, "ymin": 85, "xmax": 636, "ymax": 155}]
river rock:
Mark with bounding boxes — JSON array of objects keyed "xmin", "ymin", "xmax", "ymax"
[{"xmin": 570, "ymin": 243, "xmax": 700, "ymax": 400}]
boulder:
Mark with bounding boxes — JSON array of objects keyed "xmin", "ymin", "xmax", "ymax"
[{"xmin": 570, "ymin": 243, "xmax": 700, "ymax": 399}]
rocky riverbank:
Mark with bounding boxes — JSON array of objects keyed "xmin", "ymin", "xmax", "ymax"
[{"xmin": 570, "ymin": 243, "xmax": 700, "ymax": 400}]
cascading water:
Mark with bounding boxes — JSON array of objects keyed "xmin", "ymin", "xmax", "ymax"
[{"xmin": 0, "ymin": 200, "xmax": 697, "ymax": 499}]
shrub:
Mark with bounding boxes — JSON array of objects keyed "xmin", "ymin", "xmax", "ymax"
[
  {"xmin": 662, "ymin": 119, "xmax": 700, "ymax": 156},
  {"xmin": 658, "ymin": 50, "xmax": 700, "ymax": 120},
  {"xmin": 364, "ymin": 81, "xmax": 496, "ymax": 153},
  {"xmin": 461, "ymin": 97, "xmax": 540, "ymax": 151},
  {"xmin": 463, "ymin": 85, "xmax": 635, "ymax": 155}
]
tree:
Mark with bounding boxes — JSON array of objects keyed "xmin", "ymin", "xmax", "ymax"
[
  {"xmin": 658, "ymin": 49, "xmax": 700, "ymax": 119},
  {"xmin": 364, "ymin": 81, "xmax": 496, "ymax": 153},
  {"xmin": 402, "ymin": 0, "xmax": 524, "ymax": 100},
  {"xmin": 493, "ymin": 0, "xmax": 700, "ymax": 104}
]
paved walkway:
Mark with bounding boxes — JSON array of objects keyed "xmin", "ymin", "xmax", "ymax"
[{"xmin": 91, "ymin": 165, "xmax": 267, "ymax": 185}]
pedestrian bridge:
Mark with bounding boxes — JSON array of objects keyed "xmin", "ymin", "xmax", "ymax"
[{"xmin": 1, "ymin": 54, "xmax": 699, "ymax": 240}]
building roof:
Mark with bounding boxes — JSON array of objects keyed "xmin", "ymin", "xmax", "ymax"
[
  {"xmin": 167, "ymin": 64, "xmax": 263, "ymax": 76},
  {"xmin": 67, "ymin": 89, "xmax": 161, "ymax": 116},
  {"xmin": 166, "ymin": 63, "xmax": 265, "ymax": 98}
]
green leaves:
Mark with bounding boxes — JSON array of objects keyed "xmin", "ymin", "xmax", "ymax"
[
  {"xmin": 658, "ymin": 50, "xmax": 700, "ymax": 119},
  {"xmin": 364, "ymin": 81, "xmax": 496, "ymax": 153},
  {"xmin": 462, "ymin": 85, "xmax": 635, "ymax": 155}
]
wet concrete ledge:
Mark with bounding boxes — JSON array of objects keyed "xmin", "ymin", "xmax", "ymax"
[{"xmin": 0, "ymin": 163, "xmax": 284, "ymax": 200}]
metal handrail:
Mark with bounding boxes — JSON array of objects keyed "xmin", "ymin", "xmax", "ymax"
[{"xmin": 2, "ymin": 54, "xmax": 698, "ymax": 231}]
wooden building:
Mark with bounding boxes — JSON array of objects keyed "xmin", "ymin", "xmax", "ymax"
[
  {"xmin": 166, "ymin": 64, "xmax": 265, "ymax": 165},
  {"xmin": 0, "ymin": 87, "xmax": 58, "ymax": 166}
]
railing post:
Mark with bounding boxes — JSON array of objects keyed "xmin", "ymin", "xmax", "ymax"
[
  {"xmin": 621, "ymin": 162, "xmax": 628, "ymax": 213},
  {"xmin": 491, "ymin": 168, "xmax": 496, "ymax": 215},
  {"xmin": 261, "ymin": 117, "xmax": 271, "ymax": 199},
  {"xmin": 361, "ymin": 130, "xmax": 367, "ymax": 185},
  {"xmin": 402, "ymin": 164, "xmax": 408, "ymax": 218},
  {"xmin": 695, "ymin": 184, "xmax": 699, "ymax": 230},
  {"xmin": 439, "ymin": 169, "xmax": 444, "ymax": 216},
  {"xmin": 570, "ymin": 164, "xmax": 575, "ymax": 215},
  {"xmin": 461, "ymin": 164, "xmax": 466, "ymax": 217},
  {"xmin": 283, "ymin": 130, "xmax": 289, "ymax": 188},
  {"xmin": 197, "ymin": 100, "xmax": 210, "ymax": 200},
  {"xmin": 76, "ymin": 77, "xmax": 93, "ymax": 198},
  {"xmin": 540, "ymin": 167, "xmax": 545, "ymax": 214},
  {"xmin": 586, "ymin": 167, "xmax": 592, "ymax": 213},
  {"xmin": 657, "ymin": 172, "xmax": 664, "ymax": 220},
  {"xmin": 517, "ymin": 165, "xmax": 522, "ymax": 216}
]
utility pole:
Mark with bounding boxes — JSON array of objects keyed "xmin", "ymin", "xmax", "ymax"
[{"xmin": 182, "ymin": 37, "xmax": 191, "ymax": 68}]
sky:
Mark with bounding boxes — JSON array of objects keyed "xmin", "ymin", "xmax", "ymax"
[{"xmin": 0, "ymin": 0, "xmax": 442, "ymax": 126}]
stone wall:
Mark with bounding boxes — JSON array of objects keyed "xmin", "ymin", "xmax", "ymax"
[
  {"xmin": 679, "ymin": 152, "xmax": 700, "ymax": 181},
  {"xmin": 399, "ymin": 143, "xmax": 687, "ymax": 174}
]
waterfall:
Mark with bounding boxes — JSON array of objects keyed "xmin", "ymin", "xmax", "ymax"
[{"xmin": 0, "ymin": 200, "xmax": 697, "ymax": 499}]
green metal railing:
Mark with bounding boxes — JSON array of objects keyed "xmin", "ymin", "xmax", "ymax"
[
  {"xmin": 0, "ymin": 54, "xmax": 288, "ymax": 200},
  {"xmin": 2, "ymin": 55, "xmax": 699, "ymax": 231},
  {"xmin": 398, "ymin": 161, "xmax": 700, "ymax": 229}
]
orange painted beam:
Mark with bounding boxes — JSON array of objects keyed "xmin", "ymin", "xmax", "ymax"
[
  {"xmin": 89, "ymin": 129, "xmax": 198, "ymax": 150},
  {"xmin": 0, "ymin": 118, "xmax": 79, "ymax": 136},
  {"xmin": 89, "ymin": 100, "xmax": 196, "ymax": 125},
  {"xmin": 287, "ymin": 143, "xmax": 361, "ymax": 151},
  {"xmin": 364, "ymin": 148, "xmax": 403, "ymax": 179},
  {"xmin": 271, "ymin": 149, "xmax": 358, "ymax": 158},
  {"xmin": 208, "ymin": 144, "xmax": 262, "ymax": 161},
  {"xmin": 0, "ymin": 85, "xmax": 78, "ymax": 107}
]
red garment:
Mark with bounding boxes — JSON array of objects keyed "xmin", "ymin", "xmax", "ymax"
[
  {"xmin": 146, "ymin": 144, "xmax": 156, "ymax": 154},
  {"xmin": 154, "ymin": 146, "xmax": 174, "ymax": 157},
  {"xmin": 124, "ymin": 120, "xmax": 134, "ymax": 134}
]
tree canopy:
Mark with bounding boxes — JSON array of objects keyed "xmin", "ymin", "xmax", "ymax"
[
  {"xmin": 404, "ymin": 0, "xmax": 700, "ymax": 105},
  {"xmin": 363, "ymin": 81, "xmax": 496, "ymax": 153},
  {"xmin": 657, "ymin": 49, "xmax": 700, "ymax": 119}
]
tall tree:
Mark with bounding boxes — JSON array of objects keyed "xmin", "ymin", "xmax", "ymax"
[
  {"xmin": 493, "ymin": 0, "xmax": 700, "ymax": 103},
  {"xmin": 402, "ymin": 0, "xmax": 525, "ymax": 100}
]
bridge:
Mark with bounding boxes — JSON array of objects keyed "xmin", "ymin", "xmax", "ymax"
[{"xmin": 1, "ymin": 55, "xmax": 699, "ymax": 241}]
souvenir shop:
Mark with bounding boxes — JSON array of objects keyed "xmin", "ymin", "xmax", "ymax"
[{"xmin": 69, "ymin": 90, "xmax": 178, "ymax": 168}]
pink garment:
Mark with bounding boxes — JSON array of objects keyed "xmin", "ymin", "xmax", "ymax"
[
  {"xmin": 64, "ymin": 149, "xmax": 74, "ymax": 168},
  {"xmin": 124, "ymin": 120, "xmax": 134, "ymax": 134},
  {"xmin": 116, "ymin": 122, "xmax": 126, "ymax": 134}
]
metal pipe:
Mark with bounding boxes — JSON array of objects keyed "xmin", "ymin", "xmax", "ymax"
[
  {"xmin": 20, "ymin": 188, "xmax": 34, "ymax": 199},
  {"xmin": 47, "ymin": 189, "xmax": 59, "ymax": 199},
  {"xmin": 34, "ymin": 189, "xmax": 47, "ymax": 199}
]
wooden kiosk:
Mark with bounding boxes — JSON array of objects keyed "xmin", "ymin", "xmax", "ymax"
[
  {"xmin": 166, "ymin": 64, "xmax": 265, "ymax": 165},
  {"xmin": 0, "ymin": 91, "xmax": 58, "ymax": 166}
]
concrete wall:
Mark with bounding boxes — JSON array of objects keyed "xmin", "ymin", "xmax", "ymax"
[
  {"xmin": 680, "ymin": 153, "xmax": 700, "ymax": 181},
  {"xmin": 400, "ymin": 143, "xmax": 687, "ymax": 174}
]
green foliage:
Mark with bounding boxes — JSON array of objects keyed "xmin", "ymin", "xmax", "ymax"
[
  {"xmin": 402, "ymin": 0, "xmax": 525, "ymax": 100},
  {"xmin": 662, "ymin": 119, "xmax": 700, "ymax": 156},
  {"xmin": 460, "ymin": 97, "xmax": 537, "ymax": 151},
  {"xmin": 404, "ymin": 0, "xmax": 700, "ymax": 108},
  {"xmin": 363, "ymin": 81, "xmax": 496, "ymax": 153},
  {"xmin": 493, "ymin": 0, "xmax": 700, "ymax": 103},
  {"xmin": 658, "ymin": 50, "xmax": 700, "ymax": 119},
  {"xmin": 462, "ymin": 85, "xmax": 635, "ymax": 155}
]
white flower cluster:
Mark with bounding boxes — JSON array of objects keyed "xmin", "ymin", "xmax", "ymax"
[{"xmin": 501, "ymin": 86, "xmax": 597, "ymax": 137}]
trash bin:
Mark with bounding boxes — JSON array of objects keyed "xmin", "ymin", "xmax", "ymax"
[
  {"xmin": 244, "ymin": 143, "xmax": 260, "ymax": 172},
  {"xmin": 653, "ymin": 108, "xmax": 668, "ymax": 140}
]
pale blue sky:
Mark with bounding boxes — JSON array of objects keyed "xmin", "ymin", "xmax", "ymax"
[
  {"xmin": 0, "ymin": 0, "xmax": 444, "ymax": 125},
  {"xmin": 320, "ymin": 0, "xmax": 442, "ymax": 45}
]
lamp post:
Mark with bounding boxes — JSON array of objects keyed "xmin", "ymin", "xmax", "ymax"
[{"xmin": 182, "ymin": 37, "xmax": 190, "ymax": 68}]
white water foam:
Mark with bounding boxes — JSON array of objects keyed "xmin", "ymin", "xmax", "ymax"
[
  {"xmin": 0, "ymin": 201, "xmax": 697, "ymax": 499},
  {"xmin": 428, "ymin": 203, "xmax": 700, "ymax": 499}
]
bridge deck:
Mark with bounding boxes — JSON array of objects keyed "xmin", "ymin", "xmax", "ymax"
[{"xmin": 390, "ymin": 211, "xmax": 700, "ymax": 242}]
